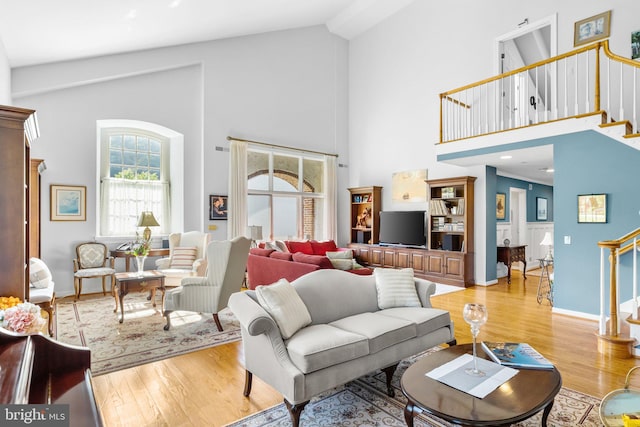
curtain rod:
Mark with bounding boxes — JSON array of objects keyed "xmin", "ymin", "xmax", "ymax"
[{"xmin": 227, "ymin": 136, "xmax": 338, "ymax": 158}]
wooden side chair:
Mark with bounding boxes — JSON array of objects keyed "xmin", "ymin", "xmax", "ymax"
[{"xmin": 73, "ymin": 242, "xmax": 116, "ymax": 300}]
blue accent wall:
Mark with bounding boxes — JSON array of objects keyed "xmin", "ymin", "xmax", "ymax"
[
  {"xmin": 554, "ymin": 131, "xmax": 640, "ymax": 314},
  {"xmin": 496, "ymin": 176, "xmax": 553, "ymax": 223}
]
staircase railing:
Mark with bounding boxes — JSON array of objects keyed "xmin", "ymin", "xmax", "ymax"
[
  {"xmin": 440, "ymin": 40, "xmax": 640, "ymax": 143},
  {"xmin": 598, "ymin": 228, "xmax": 640, "ymax": 337}
]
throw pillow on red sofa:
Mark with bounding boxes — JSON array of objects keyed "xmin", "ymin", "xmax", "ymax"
[
  {"xmin": 286, "ymin": 241, "xmax": 314, "ymax": 255},
  {"xmin": 250, "ymin": 248, "xmax": 275, "ymax": 257},
  {"xmin": 309, "ymin": 240, "xmax": 338, "ymax": 255},
  {"xmin": 291, "ymin": 252, "xmax": 334, "ymax": 270}
]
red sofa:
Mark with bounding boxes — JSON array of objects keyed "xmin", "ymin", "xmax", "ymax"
[{"xmin": 246, "ymin": 240, "xmax": 372, "ymax": 290}]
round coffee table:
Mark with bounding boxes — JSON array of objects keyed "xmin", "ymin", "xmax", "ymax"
[{"xmin": 401, "ymin": 344, "xmax": 562, "ymax": 426}]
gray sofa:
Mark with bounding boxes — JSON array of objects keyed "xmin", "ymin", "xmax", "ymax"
[{"xmin": 228, "ymin": 268, "xmax": 456, "ymax": 426}]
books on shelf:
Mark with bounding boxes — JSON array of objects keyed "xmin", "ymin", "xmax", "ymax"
[{"xmin": 481, "ymin": 342, "xmax": 554, "ymax": 370}]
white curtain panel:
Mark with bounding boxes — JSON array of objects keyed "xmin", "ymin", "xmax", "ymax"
[
  {"xmin": 228, "ymin": 139, "xmax": 248, "ymax": 239},
  {"xmin": 324, "ymin": 155, "xmax": 337, "ymax": 242},
  {"xmin": 100, "ymin": 178, "xmax": 170, "ymax": 236}
]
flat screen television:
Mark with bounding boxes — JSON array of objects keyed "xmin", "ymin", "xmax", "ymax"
[{"xmin": 379, "ymin": 210, "xmax": 426, "ymax": 248}]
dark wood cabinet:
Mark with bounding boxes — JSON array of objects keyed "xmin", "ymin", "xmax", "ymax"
[
  {"xmin": 347, "ymin": 176, "xmax": 475, "ymax": 287},
  {"xmin": 0, "ymin": 106, "xmax": 39, "ymax": 301}
]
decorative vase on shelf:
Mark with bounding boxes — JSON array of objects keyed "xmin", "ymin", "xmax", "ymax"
[{"xmin": 135, "ymin": 256, "xmax": 146, "ymax": 275}]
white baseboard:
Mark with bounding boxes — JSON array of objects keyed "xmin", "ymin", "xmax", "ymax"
[{"xmin": 551, "ymin": 307, "xmax": 600, "ymax": 321}]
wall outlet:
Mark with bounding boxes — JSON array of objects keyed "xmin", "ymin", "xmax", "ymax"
[{"xmin": 564, "ymin": 235, "xmax": 571, "ymax": 244}]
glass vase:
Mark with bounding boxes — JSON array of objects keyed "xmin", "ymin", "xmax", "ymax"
[{"xmin": 135, "ymin": 256, "xmax": 146, "ymax": 275}]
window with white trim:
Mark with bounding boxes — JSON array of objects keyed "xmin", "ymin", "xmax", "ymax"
[
  {"xmin": 247, "ymin": 149, "xmax": 325, "ymax": 241},
  {"xmin": 99, "ymin": 128, "xmax": 170, "ymax": 237}
]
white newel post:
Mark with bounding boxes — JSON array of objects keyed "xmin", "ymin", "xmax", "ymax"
[{"xmin": 600, "ymin": 248, "xmax": 606, "ymax": 335}]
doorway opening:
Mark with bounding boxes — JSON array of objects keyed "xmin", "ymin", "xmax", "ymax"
[{"xmin": 495, "ymin": 14, "xmax": 557, "ymax": 128}]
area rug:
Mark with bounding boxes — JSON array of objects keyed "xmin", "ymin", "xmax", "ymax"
[
  {"xmin": 226, "ymin": 350, "xmax": 602, "ymax": 427},
  {"xmin": 55, "ymin": 292, "xmax": 241, "ymax": 376}
]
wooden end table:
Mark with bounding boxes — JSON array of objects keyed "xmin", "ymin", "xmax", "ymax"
[
  {"xmin": 497, "ymin": 245, "xmax": 527, "ymax": 284},
  {"xmin": 114, "ymin": 270, "xmax": 166, "ymax": 323},
  {"xmin": 111, "ymin": 248, "xmax": 170, "ymax": 272},
  {"xmin": 401, "ymin": 344, "xmax": 562, "ymax": 426}
]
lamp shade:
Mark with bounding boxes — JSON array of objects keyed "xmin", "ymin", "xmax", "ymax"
[
  {"xmin": 247, "ymin": 225, "xmax": 263, "ymax": 241},
  {"xmin": 138, "ymin": 211, "xmax": 160, "ymax": 227},
  {"xmin": 540, "ymin": 232, "xmax": 553, "ymax": 246},
  {"xmin": 138, "ymin": 211, "xmax": 159, "ymax": 242}
]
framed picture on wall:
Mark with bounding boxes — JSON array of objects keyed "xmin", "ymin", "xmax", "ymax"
[
  {"xmin": 578, "ymin": 194, "xmax": 607, "ymax": 223},
  {"xmin": 50, "ymin": 184, "xmax": 86, "ymax": 221},
  {"xmin": 209, "ymin": 195, "xmax": 228, "ymax": 220},
  {"xmin": 536, "ymin": 197, "xmax": 548, "ymax": 221},
  {"xmin": 574, "ymin": 10, "xmax": 611, "ymax": 47},
  {"xmin": 496, "ymin": 193, "xmax": 506, "ymax": 220}
]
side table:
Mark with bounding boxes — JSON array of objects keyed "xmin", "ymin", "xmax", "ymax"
[
  {"xmin": 114, "ymin": 271, "xmax": 166, "ymax": 323},
  {"xmin": 497, "ymin": 245, "xmax": 527, "ymax": 284},
  {"xmin": 401, "ymin": 344, "xmax": 562, "ymax": 426},
  {"xmin": 537, "ymin": 258, "xmax": 554, "ymax": 306},
  {"xmin": 111, "ymin": 248, "xmax": 170, "ymax": 272}
]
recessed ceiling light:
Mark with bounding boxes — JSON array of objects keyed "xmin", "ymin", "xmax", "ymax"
[
  {"xmin": 546, "ymin": 168, "xmax": 554, "ymax": 173},
  {"xmin": 169, "ymin": 0, "xmax": 182, "ymax": 8},
  {"xmin": 500, "ymin": 155, "xmax": 512, "ymax": 159}
]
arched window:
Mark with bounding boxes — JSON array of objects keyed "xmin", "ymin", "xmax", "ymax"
[
  {"xmin": 247, "ymin": 150, "xmax": 325, "ymax": 241},
  {"xmin": 97, "ymin": 120, "xmax": 184, "ymax": 238}
]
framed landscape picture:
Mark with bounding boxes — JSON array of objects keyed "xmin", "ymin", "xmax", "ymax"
[
  {"xmin": 209, "ymin": 195, "xmax": 228, "ymax": 220},
  {"xmin": 578, "ymin": 194, "xmax": 607, "ymax": 223},
  {"xmin": 50, "ymin": 184, "xmax": 86, "ymax": 221}
]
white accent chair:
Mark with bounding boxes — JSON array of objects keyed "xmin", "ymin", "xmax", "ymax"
[
  {"xmin": 162, "ymin": 236, "xmax": 251, "ymax": 331},
  {"xmin": 155, "ymin": 231, "xmax": 211, "ymax": 276},
  {"xmin": 28, "ymin": 258, "xmax": 56, "ymax": 337},
  {"xmin": 73, "ymin": 242, "xmax": 116, "ymax": 301}
]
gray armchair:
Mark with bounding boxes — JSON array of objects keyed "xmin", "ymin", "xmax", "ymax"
[{"xmin": 162, "ymin": 236, "xmax": 250, "ymax": 331}]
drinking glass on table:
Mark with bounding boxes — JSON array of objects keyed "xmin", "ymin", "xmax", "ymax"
[{"xmin": 463, "ymin": 303, "xmax": 488, "ymax": 377}]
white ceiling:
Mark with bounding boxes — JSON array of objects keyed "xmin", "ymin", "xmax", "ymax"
[
  {"xmin": 0, "ymin": 0, "xmax": 412, "ymax": 68},
  {"xmin": 0, "ymin": 0, "xmax": 554, "ymax": 186}
]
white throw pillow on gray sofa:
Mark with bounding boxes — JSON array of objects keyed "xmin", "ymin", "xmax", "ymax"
[
  {"xmin": 374, "ymin": 267, "xmax": 421, "ymax": 309},
  {"xmin": 256, "ymin": 279, "xmax": 312, "ymax": 339}
]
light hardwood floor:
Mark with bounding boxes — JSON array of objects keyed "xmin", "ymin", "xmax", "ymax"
[{"xmin": 92, "ymin": 270, "xmax": 640, "ymax": 426}]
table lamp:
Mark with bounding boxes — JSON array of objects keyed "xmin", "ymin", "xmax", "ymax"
[
  {"xmin": 540, "ymin": 232, "xmax": 553, "ymax": 260},
  {"xmin": 247, "ymin": 225, "xmax": 263, "ymax": 248},
  {"xmin": 138, "ymin": 211, "xmax": 160, "ymax": 242}
]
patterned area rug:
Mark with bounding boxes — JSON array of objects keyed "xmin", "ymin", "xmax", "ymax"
[
  {"xmin": 56, "ymin": 291, "xmax": 241, "ymax": 376},
  {"xmin": 226, "ymin": 349, "xmax": 602, "ymax": 427}
]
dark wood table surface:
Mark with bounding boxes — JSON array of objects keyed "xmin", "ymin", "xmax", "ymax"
[
  {"xmin": 497, "ymin": 245, "xmax": 527, "ymax": 284},
  {"xmin": 113, "ymin": 270, "xmax": 166, "ymax": 323},
  {"xmin": 401, "ymin": 344, "xmax": 561, "ymax": 426}
]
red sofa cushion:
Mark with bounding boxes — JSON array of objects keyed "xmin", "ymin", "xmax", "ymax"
[
  {"xmin": 246, "ymin": 254, "xmax": 319, "ymax": 290},
  {"xmin": 346, "ymin": 268, "xmax": 373, "ymax": 276},
  {"xmin": 310, "ymin": 240, "xmax": 338, "ymax": 255},
  {"xmin": 287, "ymin": 241, "xmax": 314, "ymax": 255},
  {"xmin": 270, "ymin": 252, "xmax": 293, "ymax": 261},
  {"xmin": 250, "ymin": 248, "xmax": 275, "ymax": 257},
  {"xmin": 292, "ymin": 253, "xmax": 334, "ymax": 270}
]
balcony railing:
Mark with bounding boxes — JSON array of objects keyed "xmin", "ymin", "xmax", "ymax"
[{"xmin": 440, "ymin": 40, "xmax": 640, "ymax": 144}]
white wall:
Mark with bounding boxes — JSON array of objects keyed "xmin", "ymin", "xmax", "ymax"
[
  {"xmin": 0, "ymin": 38, "xmax": 11, "ymax": 105},
  {"xmin": 347, "ymin": 0, "xmax": 640, "ymax": 285},
  {"xmin": 13, "ymin": 25, "xmax": 349, "ymax": 297}
]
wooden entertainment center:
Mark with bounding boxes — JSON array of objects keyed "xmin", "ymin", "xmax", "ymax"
[{"xmin": 348, "ymin": 176, "xmax": 475, "ymax": 287}]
